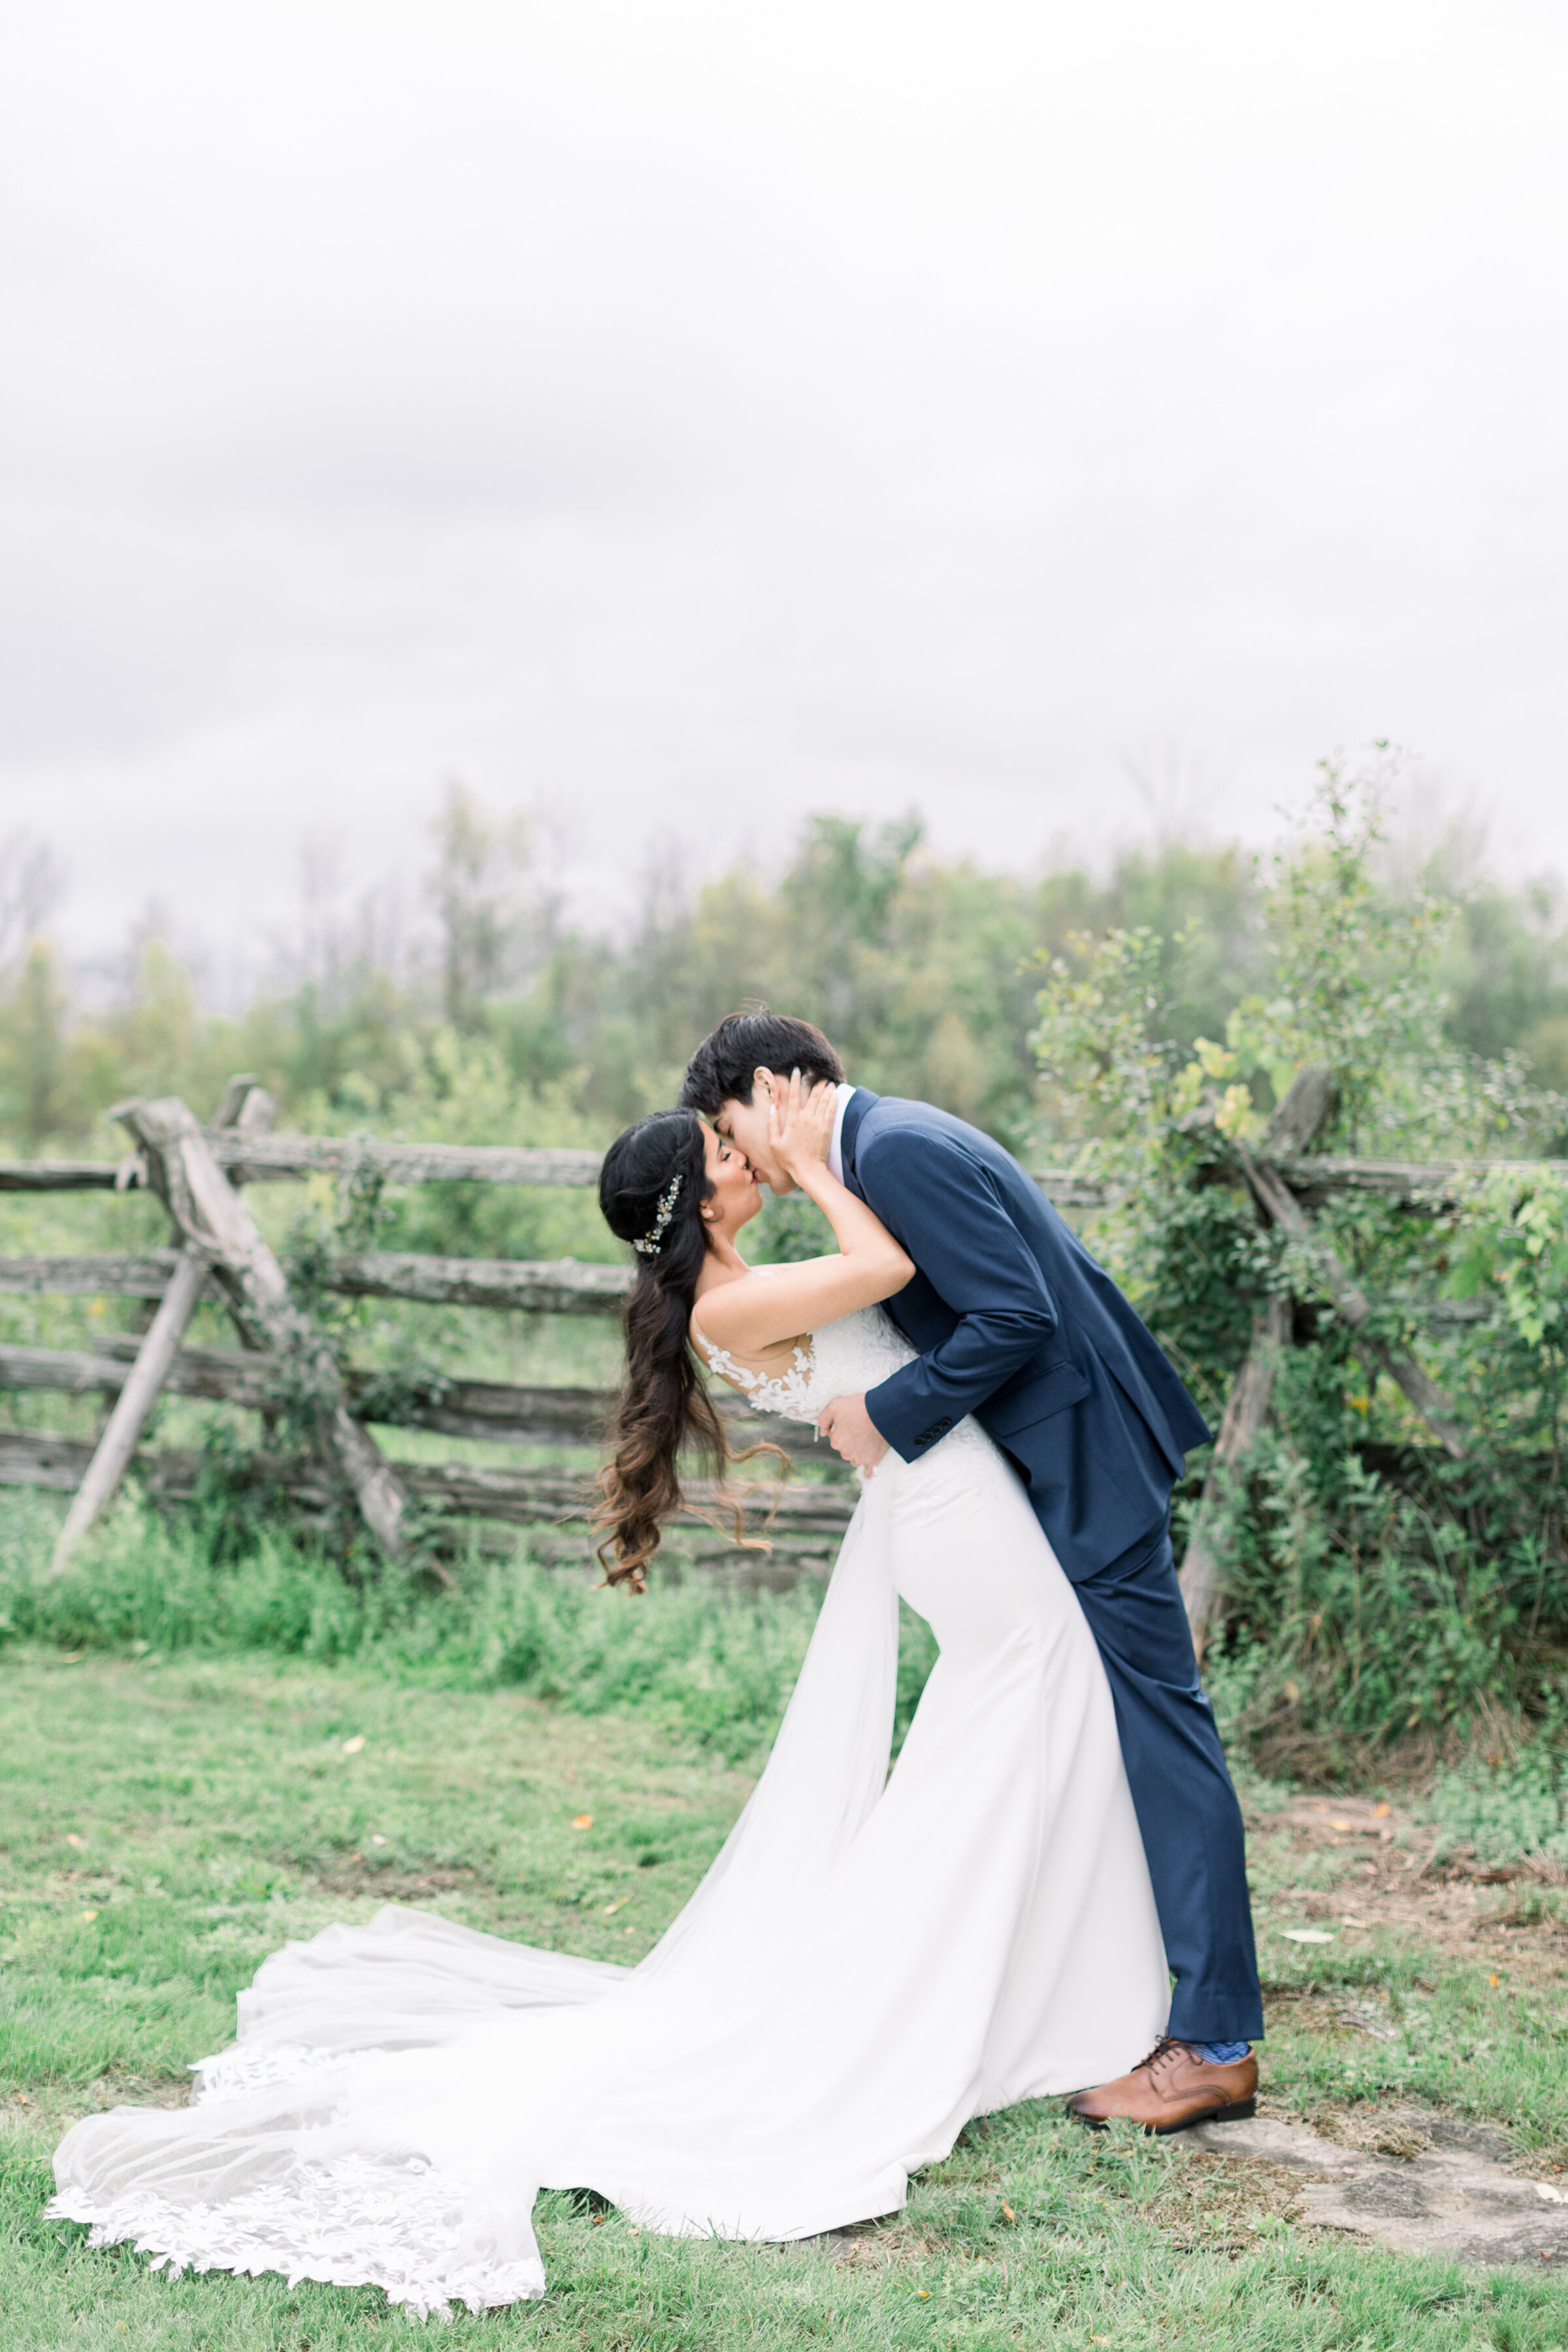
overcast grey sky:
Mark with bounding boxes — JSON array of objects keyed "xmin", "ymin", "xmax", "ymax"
[{"xmin": 3, "ymin": 0, "xmax": 1565, "ymax": 980}]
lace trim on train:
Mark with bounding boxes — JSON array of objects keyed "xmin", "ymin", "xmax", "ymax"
[
  {"xmin": 47, "ymin": 2156, "xmax": 545, "ymax": 2320},
  {"xmin": 191, "ymin": 2041, "xmax": 391, "ymax": 2105},
  {"xmin": 693, "ymin": 1332, "xmax": 819, "ymax": 1424}
]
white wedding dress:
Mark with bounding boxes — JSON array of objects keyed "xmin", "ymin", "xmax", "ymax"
[{"xmin": 50, "ymin": 1305, "xmax": 1169, "ymax": 2317}]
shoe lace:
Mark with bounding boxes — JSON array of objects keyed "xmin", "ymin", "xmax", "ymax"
[{"xmin": 1131, "ymin": 2035, "xmax": 1192, "ymax": 2081}]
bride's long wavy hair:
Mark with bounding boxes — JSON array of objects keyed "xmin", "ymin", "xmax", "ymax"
[{"xmin": 595, "ymin": 1110, "xmax": 784, "ymax": 1590}]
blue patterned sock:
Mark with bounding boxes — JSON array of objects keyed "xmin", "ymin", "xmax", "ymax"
[{"xmin": 1197, "ymin": 2040, "xmax": 1250, "ymax": 2065}]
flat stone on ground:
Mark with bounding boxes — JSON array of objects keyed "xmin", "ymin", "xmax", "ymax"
[{"xmin": 1187, "ymin": 2111, "xmax": 1568, "ymax": 2266}]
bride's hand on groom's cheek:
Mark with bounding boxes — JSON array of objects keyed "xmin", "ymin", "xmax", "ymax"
[
  {"xmin": 817, "ymin": 1395, "xmax": 889, "ymax": 1472},
  {"xmin": 769, "ymin": 1071, "xmax": 837, "ymax": 1181}
]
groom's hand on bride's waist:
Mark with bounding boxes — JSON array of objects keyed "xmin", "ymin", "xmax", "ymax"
[{"xmin": 818, "ymin": 1394, "xmax": 890, "ymax": 1472}]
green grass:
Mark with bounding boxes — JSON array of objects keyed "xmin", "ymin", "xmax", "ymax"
[
  {"xmin": 0, "ymin": 1487, "xmax": 941, "ymax": 1776},
  {"xmin": 1243, "ymin": 1846, "xmax": 1568, "ymax": 2163},
  {"xmin": 1424, "ymin": 1748, "xmax": 1568, "ymax": 1869},
  {"xmin": 0, "ymin": 1648, "xmax": 751, "ymax": 2087},
  {"xmin": 3, "ymin": 1637, "xmax": 1568, "ymax": 2348},
  {"xmin": 0, "ymin": 1488, "xmax": 848, "ymax": 1761},
  {"xmin": 11, "ymin": 2130, "xmax": 1568, "ymax": 2352}
]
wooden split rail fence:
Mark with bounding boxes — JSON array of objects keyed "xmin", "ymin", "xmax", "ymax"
[
  {"xmin": 0, "ymin": 1073, "xmax": 1557, "ymax": 1605},
  {"xmin": 0, "ymin": 1081, "xmax": 856, "ymax": 1579}
]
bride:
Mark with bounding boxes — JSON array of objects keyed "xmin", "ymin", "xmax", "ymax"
[{"xmin": 49, "ymin": 1079, "xmax": 1169, "ymax": 2318}]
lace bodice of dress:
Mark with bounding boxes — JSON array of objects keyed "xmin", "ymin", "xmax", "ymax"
[{"xmin": 693, "ymin": 1303, "xmax": 917, "ymax": 1425}]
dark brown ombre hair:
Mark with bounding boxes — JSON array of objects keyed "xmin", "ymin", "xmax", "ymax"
[
  {"xmin": 679, "ymin": 1009, "xmax": 843, "ymax": 1117},
  {"xmin": 595, "ymin": 1109, "xmax": 782, "ymax": 1590}
]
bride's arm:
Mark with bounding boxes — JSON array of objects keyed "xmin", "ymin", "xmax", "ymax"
[{"xmin": 695, "ymin": 1075, "xmax": 913, "ymax": 1356}]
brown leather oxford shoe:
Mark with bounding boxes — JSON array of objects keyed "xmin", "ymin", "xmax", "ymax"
[{"xmin": 1066, "ymin": 2037, "xmax": 1258, "ymax": 2134}]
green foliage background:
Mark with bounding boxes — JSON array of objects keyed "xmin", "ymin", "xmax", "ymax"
[
  {"xmin": 3, "ymin": 758, "xmax": 1568, "ymax": 1779},
  {"xmin": 10, "ymin": 770, "xmax": 1567, "ymax": 1177},
  {"xmin": 1031, "ymin": 756, "xmax": 1568, "ymax": 1776}
]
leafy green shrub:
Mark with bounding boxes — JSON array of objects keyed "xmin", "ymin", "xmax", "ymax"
[
  {"xmin": 1032, "ymin": 756, "xmax": 1568, "ymax": 1769},
  {"xmin": 1424, "ymin": 1740, "xmax": 1568, "ymax": 1865}
]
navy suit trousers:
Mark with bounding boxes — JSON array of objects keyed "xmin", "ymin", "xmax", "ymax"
[{"xmin": 1070, "ymin": 1513, "xmax": 1264, "ymax": 2045}]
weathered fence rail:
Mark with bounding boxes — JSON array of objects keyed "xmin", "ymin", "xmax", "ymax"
[
  {"xmin": 0, "ymin": 1250, "xmax": 635, "ymax": 1314},
  {"xmin": 0, "ymin": 1432, "xmax": 850, "ymax": 1537},
  {"xmin": 0, "ymin": 1162, "xmax": 147, "ymax": 1194},
  {"xmin": 5, "ymin": 1145, "xmax": 1561, "ymax": 1209},
  {"xmin": 1265, "ymin": 1154, "xmax": 1568, "ymax": 1207},
  {"xmin": 0, "ymin": 1338, "xmax": 821, "ymax": 1458},
  {"xmin": 0, "ymin": 1250, "xmax": 1499, "ymax": 1328},
  {"xmin": 0, "ymin": 1139, "xmax": 606, "ymax": 1190}
]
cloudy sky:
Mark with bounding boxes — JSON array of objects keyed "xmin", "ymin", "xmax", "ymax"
[{"xmin": 3, "ymin": 0, "xmax": 1565, "ymax": 983}]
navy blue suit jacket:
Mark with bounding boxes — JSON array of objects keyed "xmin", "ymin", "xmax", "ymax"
[{"xmin": 841, "ymin": 1090, "xmax": 1212, "ymax": 1581}]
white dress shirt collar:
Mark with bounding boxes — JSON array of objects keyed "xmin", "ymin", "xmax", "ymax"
[{"xmin": 827, "ymin": 1082, "xmax": 857, "ymax": 1185}]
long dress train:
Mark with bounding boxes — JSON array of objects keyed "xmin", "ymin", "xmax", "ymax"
[{"xmin": 50, "ymin": 1306, "xmax": 1169, "ymax": 2316}]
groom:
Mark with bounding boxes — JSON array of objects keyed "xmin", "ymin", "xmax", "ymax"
[{"xmin": 681, "ymin": 1009, "xmax": 1263, "ymax": 2132}]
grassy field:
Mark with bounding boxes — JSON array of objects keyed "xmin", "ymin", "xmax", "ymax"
[{"xmin": 3, "ymin": 1639, "xmax": 1568, "ymax": 2350}]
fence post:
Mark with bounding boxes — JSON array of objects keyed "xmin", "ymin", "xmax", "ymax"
[
  {"xmin": 46, "ymin": 1245, "xmax": 209, "ymax": 1576},
  {"xmin": 109, "ymin": 1096, "xmax": 408, "ymax": 1557},
  {"xmin": 45, "ymin": 1073, "xmax": 295, "ymax": 1573},
  {"xmin": 1178, "ymin": 1066, "xmax": 1335, "ymax": 1652},
  {"xmin": 1179, "ymin": 1295, "xmax": 1289, "ymax": 1659}
]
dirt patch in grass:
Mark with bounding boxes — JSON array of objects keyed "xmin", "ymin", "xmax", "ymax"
[
  {"xmin": 1137, "ymin": 2145, "xmax": 1308, "ymax": 2252},
  {"xmin": 1252, "ymin": 1788, "xmax": 1566, "ymax": 1993},
  {"xmin": 294, "ymin": 1851, "xmax": 485, "ymax": 1901}
]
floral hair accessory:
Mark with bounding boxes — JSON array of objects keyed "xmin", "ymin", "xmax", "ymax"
[{"xmin": 632, "ymin": 1173, "xmax": 683, "ymax": 1257}]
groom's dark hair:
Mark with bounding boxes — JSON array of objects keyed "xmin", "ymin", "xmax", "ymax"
[{"xmin": 679, "ymin": 1009, "xmax": 844, "ymax": 1115}]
